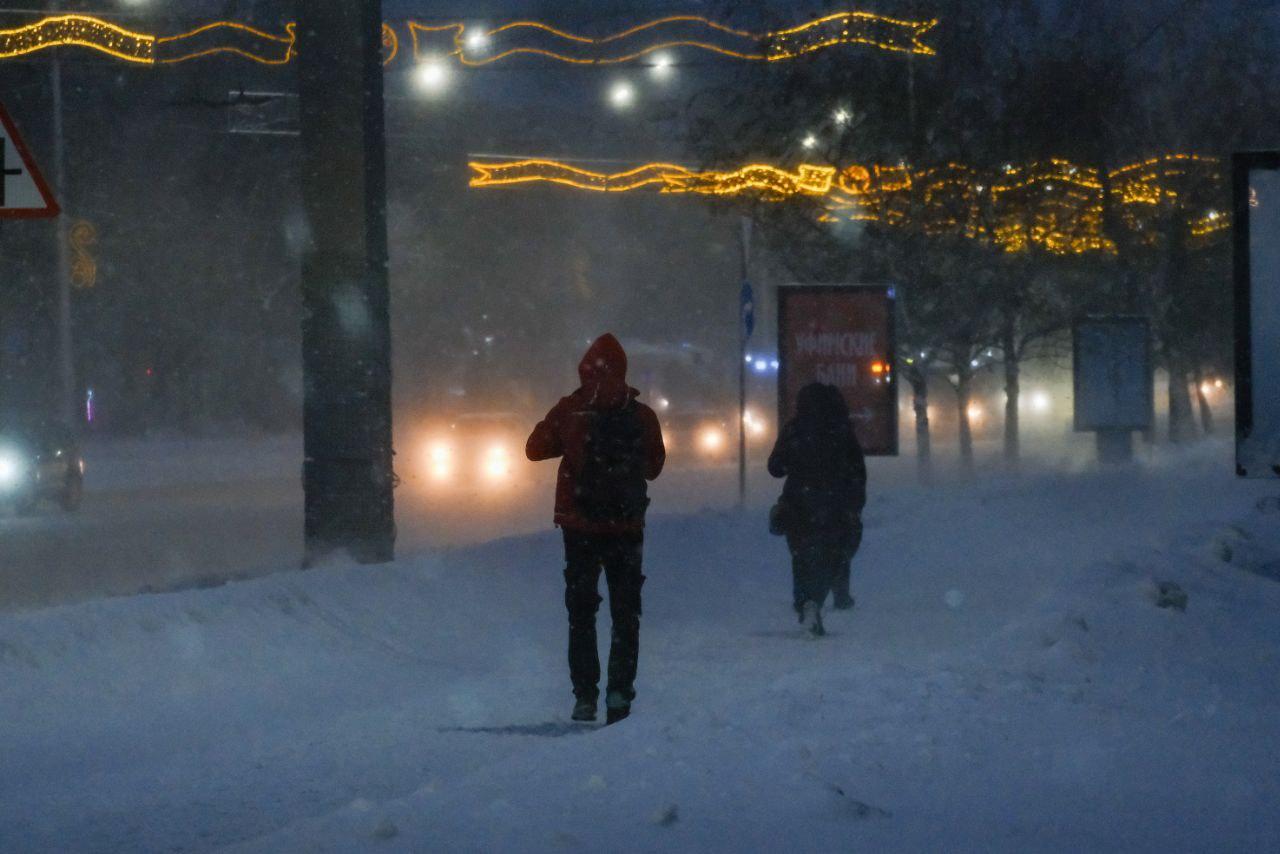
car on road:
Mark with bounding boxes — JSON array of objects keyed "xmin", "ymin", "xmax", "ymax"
[
  {"xmin": 418, "ymin": 412, "xmax": 528, "ymax": 488},
  {"xmin": 0, "ymin": 421, "xmax": 85, "ymax": 513},
  {"xmin": 660, "ymin": 407, "xmax": 773, "ymax": 465},
  {"xmin": 662, "ymin": 409, "xmax": 729, "ymax": 463}
]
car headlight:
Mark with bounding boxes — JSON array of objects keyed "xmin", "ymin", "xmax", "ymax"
[
  {"xmin": 698, "ymin": 426, "xmax": 726, "ymax": 454},
  {"xmin": 483, "ymin": 445, "xmax": 511, "ymax": 479},
  {"xmin": 0, "ymin": 449, "xmax": 26, "ymax": 489},
  {"xmin": 743, "ymin": 409, "xmax": 768, "ymax": 438},
  {"xmin": 427, "ymin": 441, "xmax": 454, "ymax": 480}
]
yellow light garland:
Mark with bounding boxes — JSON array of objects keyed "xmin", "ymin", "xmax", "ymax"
[
  {"xmin": 0, "ymin": 14, "xmax": 154, "ymax": 64},
  {"xmin": 411, "ymin": 13, "xmax": 935, "ymax": 66},
  {"xmin": 414, "ymin": 12, "xmax": 936, "ymax": 66},
  {"xmin": 469, "ymin": 160, "xmax": 836, "ymax": 197},
  {"xmin": 469, "ymin": 156, "xmax": 1228, "ymax": 256},
  {"xmin": 0, "ymin": 12, "xmax": 935, "ymax": 66},
  {"xmin": 155, "ymin": 21, "xmax": 294, "ymax": 65},
  {"xmin": 0, "ymin": 14, "xmax": 294, "ymax": 65}
]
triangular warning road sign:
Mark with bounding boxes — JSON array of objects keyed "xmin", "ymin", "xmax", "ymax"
[{"xmin": 0, "ymin": 101, "xmax": 60, "ymax": 219}]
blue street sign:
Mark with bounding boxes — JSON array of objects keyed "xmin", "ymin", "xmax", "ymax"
[{"xmin": 740, "ymin": 280, "xmax": 755, "ymax": 338}]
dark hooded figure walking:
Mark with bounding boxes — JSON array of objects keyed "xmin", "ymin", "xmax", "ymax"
[
  {"xmin": 526, "ymin": 334, "xmax": 666, "ymax": 724},
  {"xmin": 768, "ymin": 383, "xmax": 867, "ymax": 637}
]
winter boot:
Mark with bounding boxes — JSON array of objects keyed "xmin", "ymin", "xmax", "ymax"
[
  {"xmin": 571, "ymin": 695, "xmax": 597, "ymax": 722},
  {"xmin": 605, "ymin": 690, "xmax": 631, "ymax": 725},
  {"xmin": 800, "ymin": 600, "xmax": 825, "ymax": 637}
]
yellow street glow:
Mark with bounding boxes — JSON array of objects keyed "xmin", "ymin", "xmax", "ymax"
[{"xmin": 699, "ymin": 426, "xmax": 726, "ymax": 453}]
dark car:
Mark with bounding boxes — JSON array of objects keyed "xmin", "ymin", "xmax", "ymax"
[{"xmin": 0, "ymin": 422, "xmax": 85, "ymax": 513}]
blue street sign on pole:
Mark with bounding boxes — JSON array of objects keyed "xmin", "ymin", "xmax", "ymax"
[{"xmin": 740, "ymin": 280, "xmax": 755, "ymax": 339}]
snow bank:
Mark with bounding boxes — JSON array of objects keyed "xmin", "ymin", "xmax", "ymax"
[{"xmin": 3, "ymin": 445, "xmax": 1279, "ymax": 852}]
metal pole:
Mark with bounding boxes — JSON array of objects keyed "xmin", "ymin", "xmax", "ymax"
[
  {"xmin": 297, "ymin": 0, "xmax": 396, "ymax": 565},
  {"xmin": 738, "ymin": 317, "xmax": 747, "ymax": 508},
  {"xmin": 50, "ymin": 28, "xmax": 76, "ymax": 427},
  {"xmin": 737, "ymin": 218, "xmax": 751, "ymax": 509}
]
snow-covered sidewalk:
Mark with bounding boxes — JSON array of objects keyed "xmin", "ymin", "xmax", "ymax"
[{"xmin": 3, "ymin": 446, "xmax": 1280, "ymax": 852}]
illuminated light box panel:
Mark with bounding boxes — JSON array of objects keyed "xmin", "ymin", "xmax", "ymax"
[{"xmin": 1233, "ymin": 152, "xmax": 1280, "ymax": 478}]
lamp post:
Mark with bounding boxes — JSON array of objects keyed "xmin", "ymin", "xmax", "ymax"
[
  {"xmin": 737, "ymin": 217, "xmax": 753, "ymax": 509},
  {"xmin": 50, "ymin": 0, "xmax": 76, "ymax": 427}
]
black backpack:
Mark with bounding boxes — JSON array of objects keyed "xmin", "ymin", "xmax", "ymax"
[{"xmin": 575, "ymin": 405, "xmax": 650, "ymax": 522}]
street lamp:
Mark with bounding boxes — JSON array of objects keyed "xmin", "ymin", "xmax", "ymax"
[
  {"xmin": 414, "ymin": 57, "xmax": 450, "ymax": 94},
  {"xmin": 465, "ymin": 27, "xmax": 490, "ymax": 53},
  {"xmin": 649, "ymin": 52, "xmax": 674, "ymax": 80},
  {"xmin": 608, "ymin": 81, "xmax": 635, "ymax": 109}
]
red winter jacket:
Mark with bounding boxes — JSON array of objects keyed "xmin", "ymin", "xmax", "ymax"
[{"xmin": 526, "ymin": 334, "xmax": 666, "ymax": 533}]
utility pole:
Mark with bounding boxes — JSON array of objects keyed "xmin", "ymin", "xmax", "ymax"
[
  {"xmin": 296, "ymin": 0, "xmax": 396, "ymax": 565},
  {"xmin": 50, "ymin": 1, "xmax": 75, "ymax": 427},
  {"xmin": 737, "ymin": 217, "xmax": 753, "ymax": 509}
]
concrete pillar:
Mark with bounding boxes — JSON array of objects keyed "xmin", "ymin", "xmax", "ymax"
[{"xmin": 296, "ymin": 0, "xmax": 395, "ymax": 565}]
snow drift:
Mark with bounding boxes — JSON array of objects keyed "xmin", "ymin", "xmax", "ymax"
[{"xmin": 3, "ymin": 443, "xmax": 1280, "ymax": 852}]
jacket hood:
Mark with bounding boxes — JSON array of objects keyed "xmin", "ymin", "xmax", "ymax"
[
  {"xmin": 578, "ymin": 333, "xmax": 633, "ymax": 409},
  {"xmin": 795, "ymin": 382, "xmax": 849, "ymax": 428},
  {"xmin": 579, "ymin": 333, "xmax": 627, "ymax": 385}
]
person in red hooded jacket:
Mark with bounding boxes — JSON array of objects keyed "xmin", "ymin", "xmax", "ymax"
[{"xmin": 526, "ymin": 333, "xmax": 665, "ymax": 724}]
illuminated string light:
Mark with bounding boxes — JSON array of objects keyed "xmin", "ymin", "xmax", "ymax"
[
  {"xmin": 0, "ymin": 14, "xmax": 295, "ymax": 65},
  {"xmin": 69, "ymin": 220, "xmax": 98, "ymax": 290},
  {"xmin": 468, "ymin": 159, "xmax": 836, "ymax": 197},
  {"xmin": 470, "ymin": 155, "xmax": 1228, "ymax": 255},
  {"xmin": 2, "ymin": 12, "xmax": 934, "ymax": 67},
  {"xmin": 0, "ymin": 14, "xmax": 155, "ymax": 63},
  {"xmin": 154, "ymin": 21, "xmax": 294, "ymax": 65},
  {"xmin": 382, "ymin": 23, "xmax": 399, "ymax": 66},
  {"xmin": 409, "ymin": 12, "xmax": 937, "ymax": 67}
]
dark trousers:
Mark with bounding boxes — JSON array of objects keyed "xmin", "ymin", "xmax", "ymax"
[
  {"xmin": 563, "ymin": 529, "xmax": 645, "ymax": 703},
  {"xmin": 787, "ymin": 524, "xmax": 862, "ymax": 611}
]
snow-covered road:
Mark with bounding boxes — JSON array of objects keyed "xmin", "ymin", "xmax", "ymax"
[
  {"xmin": 3, "ymin": 442, "xmax": 1280, "ymax": 852},
  {"xmin": 0, "ymin": 436, "xmax": 778, "ymax": 611}
]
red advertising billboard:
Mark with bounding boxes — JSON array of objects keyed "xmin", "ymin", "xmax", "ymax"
[{"xmin": 777, "ymin": 285, "xmax": 898, "ymax": 455}]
